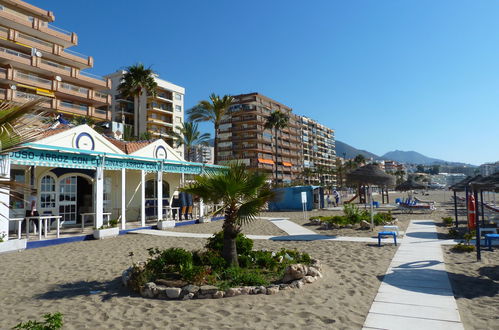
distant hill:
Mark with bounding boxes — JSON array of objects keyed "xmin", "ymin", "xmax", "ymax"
[
  {"xmin": 381, "ymin": 150, "xmax": 471, "ymax": 166},
  {"xmin": 335, "ymin": 140, "xmax": 381, "ymax": 160}
]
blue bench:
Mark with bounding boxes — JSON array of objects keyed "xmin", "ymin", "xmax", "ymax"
[
  {"xmin": 378, "ymin": 231, "xmax": 397, "ymax": 246},
  {"xmin": 484, "ymin": 234, "xmax": 499, "ymax": 251}
]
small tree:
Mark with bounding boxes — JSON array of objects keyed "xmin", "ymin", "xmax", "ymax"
[
  {"xmin": 181, "ymin": 163, "xmax": 275, "ymax": 266},
  {"xmin": 171, "ymin": 122, "xmax": 210, "ymax": 161}
]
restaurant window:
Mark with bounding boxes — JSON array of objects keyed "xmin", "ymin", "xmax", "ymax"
[
  {"xmin": 40, "ymin": 175, "xmax": 56, "ymax": 208},
  {"xmin": 10, "ymin": 169, "xmax": 25, "ymax": 209}
]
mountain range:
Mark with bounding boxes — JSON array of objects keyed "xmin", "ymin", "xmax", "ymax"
[{"xmin": 335, "ymin": 140, "xmax": 472, "ymax": 166}]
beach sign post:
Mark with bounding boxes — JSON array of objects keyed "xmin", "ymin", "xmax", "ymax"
[{"xmin": 301, "ymin": 191, "xmax": 308, "ymax": 221}]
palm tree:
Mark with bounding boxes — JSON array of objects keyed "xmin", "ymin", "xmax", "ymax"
[
  {"xmin": 171, "ymin": 122, "xmax": 211, "ymax": 161},
  {"xmin": 188, "ymin": 94, "xmax": 234, "ymax": 164},
  {"xmin": 181, "ymin": 163, "xmax": 275, "ymax": 266},
  {"xmin": 264, "ymin": 110, "xmax": 289, "ymax": 185},
  {"xmin": 353, "ymin": 154, "xmax": 366, "ymax": 166},
  {"xmin": 0, "ymin": 99, "xmax": 48, "ymax": 197},
  {"xmin": 118, "ymin": 64, "xmax": 158, "ymax": 138}
]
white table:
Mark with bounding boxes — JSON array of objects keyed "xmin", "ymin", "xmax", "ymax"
[
  {"xmin": 81, "ymin": 212, "xmax": 112, "ymax": 232},
  {"xmin": 163, "ymin": 206, "xmax": 180, "ymax": 221},
  {"xmin": 25, "ymin": 216, "xmax": 62, "ymax": 240}
]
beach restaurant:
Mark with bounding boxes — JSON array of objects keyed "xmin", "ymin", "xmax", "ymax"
[{"xmin": 0, "ymin": 124, "xmax": 223, "ymax": 241}]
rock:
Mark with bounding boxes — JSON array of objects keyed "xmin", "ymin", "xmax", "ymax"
[
  {"xmin": 213, "ymin": 291, "xmax": 225, "ymax": 299},
  {"xmin": 279, "ymin": 283, "xmax": 290, "ymax": 290},
  {"xmin": 290, "ymin": 280, "xmax": 304, "ymax": 289},
  {"xmin": 182, "ymin": 284, "xmax": 200, "ymax": 295},
  {"xmin": 240, "ymin": 287, "xmax": 252, "ymax": 295},
  {"xmin": 307, "ymin": 266, "xmax": 322, "ymax": 278},
  {"xmin": 199, "ymin": 285, "xmax": 218, "ymax": 295},
  {"xmin": 225, "ymin": 288, "xmax": 241, "ymax": 297},
  {"xmin": 282, "ymin": 264, "xmax": 308, "ymax": 283},
  {"xmin": 331, "ymin": 223, "xmax": 340, "ymax": 229},
  {"xmin": 154, "ymin": 285, "xmax": 168, "ymax": 298},
  {"xmin": 266, "ymin": 286, "xmax": 280, "ymax": 295},
  {"xmin": 311, "ymin": 259, "xmax": 323, "ymax": 272},
  {"xmin": 345, "ymin": 224, "xmax": 353, "ymax": 229},
  {"xmin": 303, "ymin": 275, "xmax": 315, "ymax": 284},
  {"xmin": 140, "ymin": 282, "xmax": 157, "ymax": 298},
  {"xmin": 197, "ymin": 293, "xmax": 212, "ymax": 299},
  {"xmin": 250, "ymin": 287, "xmax": 259, "ymax": 294},
  {"xmin": 156, "ymin": 279, "xmax": 188, "ymax": 288},
  {"xmin": 182, "ymin": 292, "xmax": 194, "ymax": 300},
  {"xmin": 392, "ymin": 219, "xmax": 399, "ymax": 225},
  {"xmin": 165, "ymin": 287, "xmax": 181, "ymax": 299},
  {"xmin": 257, "ymin": 286, "xmax": 267, "ymax": 294},
  {"xmin": 360, "ymin": 220, "xmax": 371, "ymax": 229}
]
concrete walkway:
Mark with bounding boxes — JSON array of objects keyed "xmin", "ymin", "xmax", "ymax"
[{"xmin": 363, "ymin": 220, "xmax": 464, "ymax": 330}]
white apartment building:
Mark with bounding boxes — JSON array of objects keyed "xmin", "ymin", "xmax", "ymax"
[
  {"xmin": 299, "ymin": 115, "xmax": 336, "ymax": 186},
  {"xmin": 106, "ymin": 70, "xmax": 185, "ymax": 159},
  {"xmin": 189, "ymin": 145, "xmax": 214, "ymax": 164}
]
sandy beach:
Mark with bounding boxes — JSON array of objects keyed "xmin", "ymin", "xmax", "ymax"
[{"xmin": 0, "ymin": 234, "xmax": 396, "ymax": 329}]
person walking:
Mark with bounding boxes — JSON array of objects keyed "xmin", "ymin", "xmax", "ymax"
[
  {"xmin": 333, "ymin": 189, "xmax": 340, "ymax": 206},
  {"xmin": 24, "ymin": 189, "xmax": 39, "ymax": 234}
]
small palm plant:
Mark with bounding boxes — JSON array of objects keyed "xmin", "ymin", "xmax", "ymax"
[
  {"xmin": 171, "ymin": 122, "xmax": 210, "ymax": 161},
  {"xmin": 181, "ymin": 163, "xmax": 275, "ymax": 266}
]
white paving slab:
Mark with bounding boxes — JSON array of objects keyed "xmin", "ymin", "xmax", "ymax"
[
  {"xmin": 266, "ymin": 218, "xmax": 317, "ymax": 235},
  {"xmin": 363, "ymin": 220, "xmax": 464, "ymax": 330}
]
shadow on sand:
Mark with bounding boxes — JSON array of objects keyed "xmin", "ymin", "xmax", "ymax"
[{"xmin": 34, "ymin": 277, "xmax": 131, "ymax": 302}]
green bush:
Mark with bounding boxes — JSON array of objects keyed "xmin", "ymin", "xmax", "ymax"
[
  {"xmin": 343, "ymin": 203, "xmax": 370, "ymax": 224},
  {"xmin": 373, "ymin": 212, "xmax": 394, "ymax": 226},
  {"xmin": 451, "ymin": 243, "xmax": 475, "ymax": 253},
  {"xmin": 442, "ymin": 217, "xmax": 453, "ymax": 226},
  {"xmin": 206, "ymin": 231, "xmax": 254, "ymax": 256},
  {"xmin": 109, "ymin": 219, "xmax": 119, "ymax": 227},
  {"xmin": 218, "ymin": 267, "xmax": 269, "ymax": 289},
  {"xmin": 180, "ymin": 265, "xmax": 215, "ymax": 285},
  {"xmin": 14, "ymin": 312, "xmax": 63, "ymax": 330},
  {"xmin": 193, "ymin": 250, "xmax": 227, "ymax": 272},
  {"xmin": 448, "ymin": 228, "xmax": 461, "ymax": 239},
  {"xmin": 146, "ymin": 247, "xmax": 193, "ymax": 275}
]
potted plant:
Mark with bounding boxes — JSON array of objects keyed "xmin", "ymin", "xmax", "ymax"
[
  {"xmin": 93, "ymin": 219, "xmax": 120, "ymax": 240},
  {"xmin": 0, "ymin": 232, "xmax": 27, "ymax": 254}
]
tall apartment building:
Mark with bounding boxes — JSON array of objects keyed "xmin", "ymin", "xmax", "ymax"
[
  {"xmin": 0, "ymin": 0, "xmax": 111, "ymax": 120},
  {"xmin": 106, "ymin": 70, "xmax": 185, "ymax": 158},
  {"xmin": 299, "ymin": 116, "xmax": 336, "ymax": 186},
  {"xmin": 218, "ymin": 92, "xmax": 302, "ymax": 183}
]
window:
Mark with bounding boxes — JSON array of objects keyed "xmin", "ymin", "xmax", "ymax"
[
  {"xmin": 10, "ymin": 169, "xmax": 25, "ymax": 209},
  {"xmin": 175, "ymin": 116, "xmax": 182, "ymax": 123},
  {"xmin": 175, "ymin": 105, "xmax": 182, "ymax": 112},
  {"xmin": 40, "ymin": 175, "xmax": 56, "ymax": 209},
  {"xmin": 145, "ymin": 180, "xmax": 170, "ymax": 199},
  {"xmin": 104, "ymin": 177, "xmax": 112, "ymax": 212},
  {"xmin": 175, "ymin": 93, "xmax": 182, "ymax": 101}
]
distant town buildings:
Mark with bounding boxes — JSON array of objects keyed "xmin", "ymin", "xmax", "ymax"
[
  {"xmin": 430, "ymin": 173, "xmax": 466, "ymax": 187},
  {"xmin": 189, "ymin": 145, "xmax": 214, "ymax": 164},
  {"xmin": 479, "ymin": 161, "xmax": 499, "ymax": 176},
  {"xmin": 106, "ymin": 70, "xmax": 185, "ymax": 158},
  {"xmin": 0, "ymin": 0, "xmax": 111, "ymax": 121}
]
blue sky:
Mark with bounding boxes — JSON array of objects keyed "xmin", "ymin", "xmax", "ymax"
[{"xmin": 31, "ymin": 0, "xmax": 499, "ymax": 165}]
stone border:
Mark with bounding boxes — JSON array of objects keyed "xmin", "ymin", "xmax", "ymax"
[{"xmin": 122, "ymin": 259, "xmax": 323, "ymax": 300}]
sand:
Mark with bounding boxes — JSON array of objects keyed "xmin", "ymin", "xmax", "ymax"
[
  {"xmin": 442, "ymin": 246, "xmax": 499, "ymax": 330},
  {"xmin": 166, "ymin": 218, "xmax": 287, "ymax": 236},
  {"xmin": 0, "ymin": 235, "xmax": 395, "ymax": 329}
]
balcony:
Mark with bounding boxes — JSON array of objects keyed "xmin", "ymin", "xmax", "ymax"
[
  {"xmin": 12, "ymin": 90, "xmax": 52, "ymax": 108},
  {"xmin": 38, "ymin": 58, "xmax": 71, "ymax": 76},
  {"xmin": 93, "ymin": 91, "xmax": 110, "ymax": 104},
  {"xmin": 0, "ymin": 67, "xmax": 7, "ymax": 80},
  {"xmin": 14, "ymin": 70, "xmax": 52, "ymax": 90},
  {"xmin": 147, "ymin": 116, "xmax": 173, "ymax": 126},
  {"xmin": 0, "ymin": 46, "xmax": 31, "ymax": 65},
  {"xmin": 58, "ymin": 100, "xmax": 89, "ymax": 116},
  {"xmin": 58, "ymin": 81, "xmax": 88, "ymax": 98},
  {"xmin": 78, "ymin": 70, "xmax": 111, "ymax": 89},
  {"xmin": 61, "ymin": 48, "xmax": 92, "ymax": 67}
]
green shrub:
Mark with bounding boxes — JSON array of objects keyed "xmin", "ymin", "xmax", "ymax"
[
  {"xmin": 250, "ymin": 250, "xmax": 279, "ymax": 270},
  {"xmin": 448, "ymin": 228, "xmax": 461, "ymax": 239},
  {"xmin": 343, "ymin": 203, "xmax": 370, "ymax": 224},
  {"xmin": 109, "ymin": 219, "xmax": 119, "ymax": 227},
  {"xmin": 451, "ymin": 243, "xmax": 475, "ymax": 253},
  {"xmin": 442, "ymin": 217, "xmax": 453, "ymax": 226},
  {"xmin": 206, "ymin": 231, "xmax": 254, "ymax": 256},
  {"xmin": 193, "ymin": 250, "xmax": 227, "ymax": 272},
  {"xmin": 14, "ymin": 312, "xmax": 63, "ymax": 330},
  {"xmin": 218, "ymin": 267, "xmax": 269, "ymax": 289},
  {"xmin": 146, "ymin": 247, "xmax": 193, "ymax": 275},
  {"xmin": 180, "ymin": 265, "xmax": 215, "ymax": 285},
  {"xmin": 373, "ymin": 212, "xmax": 394, "ymax": 226}
]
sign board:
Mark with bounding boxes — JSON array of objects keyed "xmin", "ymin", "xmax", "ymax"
[{"xmin": 301, "ymin": 192, "xmax": 307, "ymax": 204}]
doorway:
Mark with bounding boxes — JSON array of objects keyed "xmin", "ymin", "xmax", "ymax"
[{"xmin": 58, "ymin": 175, "xmax": 93, "ymax": 225}]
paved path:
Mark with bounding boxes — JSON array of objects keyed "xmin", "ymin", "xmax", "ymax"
[{"xmin": 363, "ymin": 220, "xmax": 464, "ymax": 330}]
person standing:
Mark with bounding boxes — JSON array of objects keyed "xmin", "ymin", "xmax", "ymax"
[
  {"xmin": 24, "ymin": 189, "xmax": 39, "ymax": 234},
  {"xmin": 333, "ymin": 189, "xmax": 340, "ymax": 206}
]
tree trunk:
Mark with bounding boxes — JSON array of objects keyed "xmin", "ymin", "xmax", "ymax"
[
  {"xmin": 214, "ymin": 124, "xmax": 219, "ymax": 164},
  {"xmin": 274, "ymin": 127, "xmax": 278, "ymax": 185},
  {"xmin": 222, "ymin": 210, "xmax": 239, "ymax": 266}
]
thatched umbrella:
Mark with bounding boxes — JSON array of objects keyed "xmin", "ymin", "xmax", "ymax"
[
  {"xmin": 347, "ymin": 164, "xmax": 396, "ymax": 229},
  {"xmin": 396, "ymin": 179, "xmax": 427, "ymax": 191}
]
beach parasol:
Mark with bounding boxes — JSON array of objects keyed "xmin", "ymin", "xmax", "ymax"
[
  {"xmin": 396, "ymin": 179, "xmax": 427, "ymax": 191},
  {"xmin": 346, "ymin": 164, "xmax": 396, "ymax": 229}
]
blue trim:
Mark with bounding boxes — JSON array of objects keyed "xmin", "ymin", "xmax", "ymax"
[
  {"xmin": 23, "ymin": 218, "xmax": 225, "ymax": 250},
  {"xmin": 25, "ymin": 143, "xmax": 226, "ymax": 168}
]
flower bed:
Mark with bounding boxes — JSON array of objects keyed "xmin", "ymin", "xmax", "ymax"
[{"xmin": 122, "ymin": 232, "xmax": 323, "ymax": 300}]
